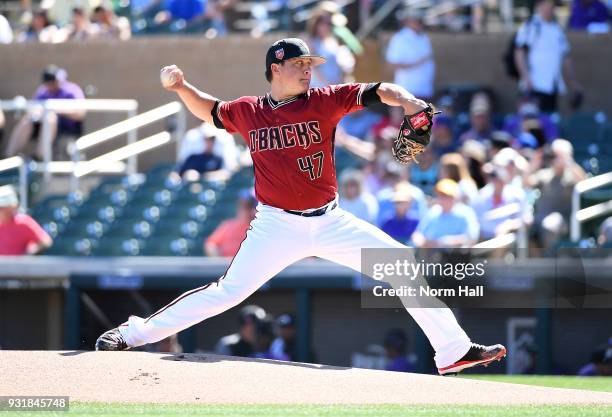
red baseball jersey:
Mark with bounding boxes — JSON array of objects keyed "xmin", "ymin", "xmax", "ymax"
[{"xmin": 215, "ymin": 83, "xmax": 368, "ymax": 210}]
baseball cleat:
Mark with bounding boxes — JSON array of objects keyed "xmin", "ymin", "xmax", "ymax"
[
  {"xmin": 95, "ymin": 327, "xmax": 129, "ymax": 351},
  {"xmin": 438, "ymin": 343, "xmax": 506, "ymax": 375}
]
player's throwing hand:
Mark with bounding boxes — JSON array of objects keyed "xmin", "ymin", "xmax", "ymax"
[{"xmin": 160, "ymin": 65, "xmax": 184, "ymax": 91}]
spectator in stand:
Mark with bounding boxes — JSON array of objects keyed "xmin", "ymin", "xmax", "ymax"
[
  {"xmin": 251, "ymin": 314, "xmax": 289, "ymax": 360},
  {"xmin": 383, "ymin": 328, "xmax": 415, "ymax": 373},
  {"xmin": 177, "ymin": 134, "xmax": 224, "ymax": 179},
  {"xmin": 439, "ymin": 153, "xmax": 479, "ymax": 205},
  {"xmin": 204, "ymin": 190, "xmax": 257, "ymax": 257},
  {"xmin": 459, "ymin": 94, "xmax": 494, "ymax": 144},
  {"xmin": 4, "ymin": 65, "xmax": 85, "ymax": 160},
  {"xmin": 514, "ymin": 0, "xmax": 583, "ymax": 113},
  {"xmin": 524, "ymin": 139, "xmax": 586, "ymax": 250},
  {"xmin": 412, "ymin": 179, "xmax": 479, "ymax": 248},
  {"xmin": 339, "ymin": 169, "xmax": 378, "ymax": 224},
  {"xmin": 215, "ymin": 304, "xmax": 266, "ymax": 357},
  {"xmin": 270, "ymin": 313, "xmax": 298, "ymax": 362},
  {"xmin": 56, "ymin": 7, "xmax": 99, "ymax": 41},
  {"xmin": 489, "ymin": 131, "xmax": 512, "ymax": 157},
  {"xmin": 598, "ymin": 217, "xmax": 612, "ymax": 246},
  {"xmin": 91, "ymin": 5, "xmax": 131, "ymax": 40},
  {"xmin": 306, "ymin": 8, "xmax": 355, "ymax": 87},
  {"xmin": 386, "ymin": 7, "xmax": 435, "ymax": 102},
  {"xmin": 0, "ymin": 185, "xmax": 53, "ymax": 256},
  {"xmin": 409, "ymin": 146, "xmax": 439, "ymax": 196},
  {"xmin": 0, "ymin": 12, "xmax": 13, "ymax": 43},
  {"xmin": 179, "ymin": 123, "xmax": 240, "ymax": 172},
  {"xmin": 376, "ymin": 168, "xmax": 428, "ymax": 226},
  {"xmin": 459, "ymin": 139, "xmax": 487, "ymax": 189},
  {"xmin": 380, "ymin": 183, "xmax": 419, "ymax": 244},
  {"xmin": 503, "ymin": 98, "xmax": 559, "ymax": 145},
  {"xmin": 16, "ymin": 9, "xmax": 58, "ymax": 43},
  {"xmin": 578, "ymin": 339, "xmax": 612, "ymax": 376},
  {"xmin": 568, "ymin": 0, "xmax": 610, "ymax": 32},
  {"xmin": 42, "ymin": 0, "xmax": 97, "ymax": 27},
  {"xmin": 472, "ymin": 156, "xmax": 531, "ymax": 241},
  {"xmin": 430, "ymin": 115, "xmax": 457, "ymax": 156}
]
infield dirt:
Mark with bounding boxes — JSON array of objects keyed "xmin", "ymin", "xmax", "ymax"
[{"xmin": 1, "ymin": 351, "xmax": 611, "ymax": 405}]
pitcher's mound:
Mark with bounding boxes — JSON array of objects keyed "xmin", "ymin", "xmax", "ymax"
[{"xmin": 1, "ymin": 351, "xmax": 611, "ymax": 405}]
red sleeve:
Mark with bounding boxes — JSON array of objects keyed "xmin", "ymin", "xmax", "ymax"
[
  {"xmin": 215, "ymin": 96, "xmax": 257, "ymax": 134},
  {"xmin": 326, "ymin": 83, "xmax": 367, "ymax": 117},
  {"xmin": 19, "ymin": 215, "xmax": 50, "ymax": 246}
]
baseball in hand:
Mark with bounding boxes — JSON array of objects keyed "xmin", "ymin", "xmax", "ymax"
[{"xmin": 160, "ymin": 68, "xmax": 177, "ymax": 88}]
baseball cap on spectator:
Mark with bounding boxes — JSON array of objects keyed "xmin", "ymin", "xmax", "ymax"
[
  {"xmin": 265, "ymin": 38, "xmax": 326, "ymax": 82},
  {"xmin": 434, "ymin": 179, "xmax": 459, "ymax": 198},
  {"xmin": 316, "ymin": 1, "xmax": 348, "ymax": 26},
  {"xmin": 551, "ymin": 138, "xmax": 574, "ymax": 158},
  {"xmin": 494, "ymin": 147, "xmax": 528, "ymax": 172},
  {"xmin": 340, "ymin": 168, "xmax": 364, "ymax": 186},
  {"xmin": 0, "ymin": 185, "xmax": 18, "ymax": 208},
  {"xmin": 391, "ymin": 182, "xmax": 413, "ymax": 203},
  {"xmin": 238, "ymin": 304, "xmax": 266, "ymax": 326},
  {"xmin": 460, "ymin": 139, "xmax": 487, "ymax": 163},
  {"xmin": 277, "ymin": 313, "xmax": 295, "ymax": 328},
  {"xmin": 517, "ymin": 132, "xmax": 539, "ymax": 149},
  {"xmin": 42, "ymin": 65, "xmax": 67, "ymax": 83}
]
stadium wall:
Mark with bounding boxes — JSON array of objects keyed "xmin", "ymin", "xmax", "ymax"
[
  {"xmin": 1, "ymin": 33, "xmax": 610, "ymax": 170},
  {"xmin": 1, "ymin": 285, "xmax": 610, "ymax": 374}
]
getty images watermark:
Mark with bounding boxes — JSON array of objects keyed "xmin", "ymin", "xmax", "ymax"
[
  {"xmin": 360, "ymin": 248, "xmax": 612, "ymax": 309},
  {"xmin": 370, "ymin": 258, "xmax": 487, "ymax": 298}
]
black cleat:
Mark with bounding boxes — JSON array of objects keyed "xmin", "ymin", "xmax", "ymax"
[
  {"xmin": 95, "ymin": 328, "xmax": 129, "ymax": 351},
  {"xmin": 438, "ymin": 343, "xmax": 506, "ymax": 375}
]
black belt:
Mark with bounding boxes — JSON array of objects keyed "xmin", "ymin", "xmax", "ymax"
[{"xmin": 284, "ymin": 201, "xmax": 337, "ymax": 217}]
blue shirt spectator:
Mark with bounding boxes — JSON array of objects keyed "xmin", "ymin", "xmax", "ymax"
[
  {"xmin": 412, "ymin": 179, "xmax": 479, "ymax": 247},
  {"xmin": 380, "ymin": 184, "xmax": 419, "ymax": 243},
  {"xmin": 377, "ymin": 181, "xmax": 427, "ymax": 227},
  {"xmin": 166, "ymin": 0, "xmax": 207, "ymax": 21},
  {"xmin": 178, "ymin": 135, "xmax": 223, "ymax": 176},
  {"xmin": 339, "ymin": 169, "xmax": 379, "ymax": 224},
  {"xmin": 568, "ymin": 0, "xmax": 610, "ymax": 31}
]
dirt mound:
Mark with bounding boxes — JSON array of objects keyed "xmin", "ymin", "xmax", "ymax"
[{"xmin": 1, "ymin": 351, "xmax": 611, "ymax": 405}]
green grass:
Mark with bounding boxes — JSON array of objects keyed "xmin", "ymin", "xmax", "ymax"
[
  {"xmin": 2, "ymin": 376, "xmax": 610, "ymax": 416},
  {"xmin": 461, "ymin": 375, "xmax": 612, "ymax": 393},
  {"xmin": 2, "ymin": 404, "xmax": 612, "ymax": 417}
]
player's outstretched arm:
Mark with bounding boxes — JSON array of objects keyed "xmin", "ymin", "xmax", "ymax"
[
  {"xmin": 375, "ymin": 83, "xmax": 427, "ymax": 115},
  {"xmin": 160, "ymin": 65, "xmax": 219, "ymax": 126}
]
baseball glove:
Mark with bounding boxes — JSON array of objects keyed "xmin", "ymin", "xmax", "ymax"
[{"xmin": 392, "ymin": 105, "xmax": 439, "ymax": 164}]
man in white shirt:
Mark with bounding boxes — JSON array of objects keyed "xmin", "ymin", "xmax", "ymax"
[
  {"xmin": 514, "ymin": 0, "xmax": 582, "ymax": 112},
  {"xmin": 386, "ymin": 8, "xmax": 435, "ymax": 101}
]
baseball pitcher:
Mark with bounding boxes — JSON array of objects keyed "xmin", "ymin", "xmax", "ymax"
[{"xmin": 96, "ymin": 38, "xmax": 505, "ymax": 375}]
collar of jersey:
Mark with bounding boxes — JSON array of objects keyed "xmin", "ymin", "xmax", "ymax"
[{"xmin": 266, "ymin": 92, "xmax": 307, "ymax": 110}]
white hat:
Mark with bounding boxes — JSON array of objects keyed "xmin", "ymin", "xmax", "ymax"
[{"xmin": 0, "ymin": 185, "xmax": 19, "ymax": 208}]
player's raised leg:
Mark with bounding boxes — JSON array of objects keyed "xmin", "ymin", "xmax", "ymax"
[
  {"xmin": 312, "ymin": 208, "xmax": 505, "ymax": 374},
  {"xmin": 96, "ymin": 205, "xmax": 310, "ymax": 350}
]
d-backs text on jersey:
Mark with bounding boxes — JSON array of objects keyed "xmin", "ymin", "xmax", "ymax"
[{"xmin": 247, "ymin": 121, "xmax": 322, "ymax": 153}]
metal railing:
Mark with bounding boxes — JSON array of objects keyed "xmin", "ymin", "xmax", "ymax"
[
  {"xmin": 0, "ymin": 156, "xmax": 28, "ymax": 212},
  {"xmin": 0, "ymin": 99, "xmax": 139, "ymax": 181},
  {"xmin": 570, "ymin": 172, "xmax": 612, "ymax": 241},
  {"xmin": 70, "ymin": 101, "xmax": 185, "ymax": 191},
  {"xmin": 74, "ymin": 132, "xmax": 172, "ymax": 179},
  {"xmin": 475, "ymin": 202, "xmax": 529, "ymax": 258}
]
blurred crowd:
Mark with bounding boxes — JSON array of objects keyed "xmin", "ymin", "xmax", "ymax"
[{"xmin": 0, "ymin": 0, "xmax": 610, "ymax": 44}]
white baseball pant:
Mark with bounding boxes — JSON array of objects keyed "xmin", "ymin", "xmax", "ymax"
[{"xmin": 119, "ymin": 203, "xmax": 471, "ymax": 368}]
